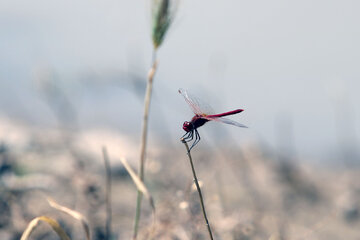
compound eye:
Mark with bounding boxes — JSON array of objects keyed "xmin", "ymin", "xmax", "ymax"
[{"xmin": 183, "ymin": 121, "xmax": 192, "ymax": 132}]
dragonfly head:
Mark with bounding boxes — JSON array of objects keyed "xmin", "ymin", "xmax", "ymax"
[{"xmin": 183, "ymin": 121, "xmax": 193, "ymax": 132}]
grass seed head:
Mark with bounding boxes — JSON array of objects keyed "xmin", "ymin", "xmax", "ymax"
[{"xmin": 151, "ymin": 0, "xmax": 176, "ymax": 49}]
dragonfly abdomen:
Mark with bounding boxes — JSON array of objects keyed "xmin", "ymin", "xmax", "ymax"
[{"xmin": 207, "ymin": 109, "xmax": 244, "ymax": 118}]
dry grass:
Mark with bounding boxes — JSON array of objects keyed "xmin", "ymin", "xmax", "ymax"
[
  {"xmin": 0, "ymin": 120, "xmax": 359, "ymax": 239},
  {"xmin": 20, "ymin": 216, "xmax": 70, "ymax": 240},
  {"xmin": 47, "ymin": 198, "xmax": 91, "ymax": 240}
]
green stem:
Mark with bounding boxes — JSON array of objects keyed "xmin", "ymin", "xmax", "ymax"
[
  {"xmin": 133, "ymin": 51, "xmax": 158, "ymax": 240},
  {"xmin": 181, "ymin": 139, "xmax": 214, "ymax": 240}
]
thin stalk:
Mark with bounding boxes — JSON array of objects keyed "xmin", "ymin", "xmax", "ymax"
[
  {"xmin": 102, "ymin": 147, "xmax": 112, "ymax": 240},
  {"xmin": 133, "ymin": 51, "xmax": 158, "ymax": 240},
  {"xmin": 181, "ymin": 138, "xmax": 214, "ymax": 240}
]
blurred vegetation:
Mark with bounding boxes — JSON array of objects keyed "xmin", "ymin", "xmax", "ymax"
[{"xmin": 1, "ymin": 1, "xmax": 360, "ymax": 240}]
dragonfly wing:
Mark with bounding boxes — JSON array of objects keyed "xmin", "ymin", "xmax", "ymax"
[
  {"xmin": 204, "ymin": 116, "xmax": 248, "ymax": 128},
  {"xmin": 179, "ymin": 88, "xmax": 214, "ymax": 115}
]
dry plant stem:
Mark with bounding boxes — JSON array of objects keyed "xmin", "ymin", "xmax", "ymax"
[
  {"xmin": 181, "ymin": 139, "xmax": 214, "ymax": 240},
  {"xmin": 102, "ymin": 147, "xmax": 112, "ymax": 240},
  {"xmin": 133, "ymin": 51, "xmax": 158, "ymax": 240}
]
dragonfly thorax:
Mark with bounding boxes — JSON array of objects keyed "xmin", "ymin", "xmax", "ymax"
[{"xmin": 183, "ymin": 116, "xmax": 210, "ymax": 132}]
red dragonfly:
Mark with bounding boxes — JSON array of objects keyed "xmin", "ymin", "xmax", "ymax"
[{"xmin": 179, "ymin": 88, "xmax": 247, "ymax": 150}]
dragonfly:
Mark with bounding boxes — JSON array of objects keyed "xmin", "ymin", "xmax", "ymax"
[{"xmin": 179, "ymin": 88, "xmax": 247, "ymax": 151}]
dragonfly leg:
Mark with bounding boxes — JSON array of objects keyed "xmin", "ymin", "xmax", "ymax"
[
  {"xmin": 188, "ymin": 131, "xmax": 194, "ymax": 141},
  {"xmin": 182, "ymin": 130, "xmax": 194, "ymax": 142},
  {"xmin": 196, "ymin": 129, "xmax": 201, "ymax": 145},
  {"xmin": 189, "ymin": 129, "xmax": 201, "ymax": 151}
]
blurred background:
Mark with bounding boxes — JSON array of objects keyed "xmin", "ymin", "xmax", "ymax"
[{"xmin": 1, "ymin": 0, "xmax": 360, "ymax": 239}]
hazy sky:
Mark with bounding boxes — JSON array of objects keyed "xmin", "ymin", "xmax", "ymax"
[{"xmin": 1, "ymin": 0, "xmax": 359, "ymax": 161}]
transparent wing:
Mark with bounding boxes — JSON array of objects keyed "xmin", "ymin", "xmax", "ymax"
[
  {"xmin": 178, "ymin": 88, "xmax": 214, "ymax": 115},
  {"xmin": 203, "ymin": 116, "xmax": 248, "ymax": 128}
]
